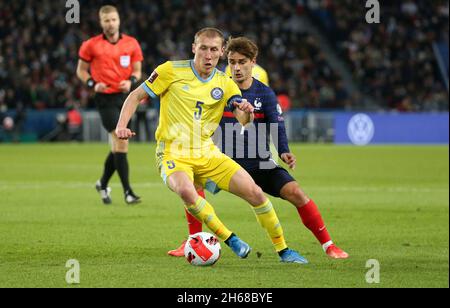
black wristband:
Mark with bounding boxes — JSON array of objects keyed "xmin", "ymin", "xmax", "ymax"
[
  {"xmin": 86, "ymin": 78, "xmax": 96, "ymax": 89},
  {"xmin": 129, "ymin": 76, "xmax": 138, "ymax": 86}
]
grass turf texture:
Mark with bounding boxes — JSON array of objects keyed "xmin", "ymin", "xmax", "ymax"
[{"xmin": 0, "ymin": 143, "xmax": 448, "ymax": 288}]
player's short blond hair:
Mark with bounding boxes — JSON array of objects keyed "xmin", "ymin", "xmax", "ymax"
[
  {"xmin": 225, "ymin": 37, "xmax": 259, "ymax": 60},
  {"xmin": 194, "ymin": 28, "xmax": 225, "ymax": 47},
  {"xmin": 99, "ymin": 5, "xmax": 119, "ymax": 17}
]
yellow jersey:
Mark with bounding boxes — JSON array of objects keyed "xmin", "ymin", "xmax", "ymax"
[
  {"xmin": 224, "ymin": 64, "xmax": 269, "ymax": 86},
  {"xmin": 143, "ymin": 60, "xmax": 241, "ymax": 151}
]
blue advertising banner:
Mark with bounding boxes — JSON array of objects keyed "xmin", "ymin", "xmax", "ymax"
[{"xmin": 334, "ymin": 113, "xmax": 449, "ymax": 145}]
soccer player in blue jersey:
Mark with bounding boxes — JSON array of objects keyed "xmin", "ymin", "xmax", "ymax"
[{"xmin": 169, "ymin": 37, "xmax": 349, "ymax": 259}]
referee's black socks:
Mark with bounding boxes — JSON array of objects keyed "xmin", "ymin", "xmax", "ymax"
[
  {"xmin": 114, "ymin": 152, "xmax": 131, "ymax": 193},
  {"xmin": 100, "ymin": 152, "xmax": 116, "ymax": 189}
]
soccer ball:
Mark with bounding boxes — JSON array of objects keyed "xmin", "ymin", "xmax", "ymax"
[{"xmin": 184, "ymin": 232, "xmax": 221, "ymax": 266}]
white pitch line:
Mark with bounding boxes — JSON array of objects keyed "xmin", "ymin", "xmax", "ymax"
[
  {"xmin": 0, "ymin": 182, "xmax": 447, "ymax": 194},
  {"xmin": 0, "ymin": 182, "xmax": 165, "ymax": 190},
  {"xmin": 310, "ymin": 186, "xmax": 449, "ymax": 194}
]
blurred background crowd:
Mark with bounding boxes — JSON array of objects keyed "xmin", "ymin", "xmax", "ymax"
[
  {"xmin": 309, "ymin": 0, "xmax": 449, "ymax": 111},
  {"xmin": 0, "ymin": 0, "xmax": 448, "ymax": 141}
]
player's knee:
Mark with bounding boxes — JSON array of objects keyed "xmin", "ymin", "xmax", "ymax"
[
  {"xmin": 248, "ymin": 184, "xmax": 266, "ymax": 206},
  {"xmin": 177, "ymin": 185, "xmax": 197, "ymax": 205},
  {"xmin": 283, "ymin": 183, "xmax": 308, "ymax": 206},
  {"xmin": 114, "ymin": 139, "xmax": 129, "ymax": 153}
]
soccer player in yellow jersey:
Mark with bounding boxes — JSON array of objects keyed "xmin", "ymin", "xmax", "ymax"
[
  {"xmin": 116, "ymin": 28, "xmax": 307, "ymax": 263},
  {"xmin": 225, "ymin": 63, "xmax": 269, "ymax": 86}
]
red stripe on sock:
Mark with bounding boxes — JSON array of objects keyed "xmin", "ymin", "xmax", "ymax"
[
  {"xmin": 197, "ymin": 189, "xmax": 206, "ymax": 199},
  {"xmin": 297, "ymin": 200, "xmax": 331, "ymax": 245},
  {"xmin": 185, "ymin": 189, "xmax": 205, "ymax": 235},
  {"xmin": 185, "ymin": 209, "xmax": 202, "ymax": 235}
]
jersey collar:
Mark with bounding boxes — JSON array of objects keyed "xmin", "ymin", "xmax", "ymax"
[
  {"xmin": 190, "ymin": 60, "xmax": 217, "ymax": 83},
  {"xmin": 102, "ymin": 33, "xmax": 123, "ymax": 45},
  {"xmin": 240, "ymin": 78, "xmax": 255, "ymax": 93}
]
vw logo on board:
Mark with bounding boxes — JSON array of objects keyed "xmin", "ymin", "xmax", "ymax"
[{"xmin": 347, "ymin": 113, "xmax": 375, "ymax": 146}]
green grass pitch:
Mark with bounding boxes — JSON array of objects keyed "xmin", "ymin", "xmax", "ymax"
[{"xmin": 0, "ymin": 143, "xmax": 448, "ymax": 288}]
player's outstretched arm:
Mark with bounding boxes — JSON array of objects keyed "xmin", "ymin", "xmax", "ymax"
[{"xmin": 116, "ymin": 86, "xmax": 148, "ymax": 139}]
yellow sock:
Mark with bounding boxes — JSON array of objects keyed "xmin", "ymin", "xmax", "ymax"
[
  {"xmin": 185, "ymin": 197, "xmax": 232, "ymax": 241},
  {"xmin": 252, "ymin": 199, "xmax": 288, "ymax": 252}
]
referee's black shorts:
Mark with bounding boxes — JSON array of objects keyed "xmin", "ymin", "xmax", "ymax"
[
  {"xmin": 95, "ymin": 93, "xmax": 128, "ymax": 133},
  {"xmin": 248, "ymin": 166, "xmax": 296, "ymax": 198}
]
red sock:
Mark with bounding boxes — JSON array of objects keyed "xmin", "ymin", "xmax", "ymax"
[
  {"xmin": 185, "ymin": 189, "xmax": 204, "ymax": 235},
  {"xmin": 297, "ymin": 199, "xmax": 332, "ymax": 245}
]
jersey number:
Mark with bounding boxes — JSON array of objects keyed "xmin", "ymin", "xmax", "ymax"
[
  {"xmin": 194, "ymin": 101, "xmax": 204, "ymax": 120},
  {"xmin": 166, "ymin": 161, "xmax": 176, "ymax": 170}
]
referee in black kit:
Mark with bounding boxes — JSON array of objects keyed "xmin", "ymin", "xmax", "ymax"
[{"xmin": 76, "ymin": 5, "xmax": 143, "ymax": 205}]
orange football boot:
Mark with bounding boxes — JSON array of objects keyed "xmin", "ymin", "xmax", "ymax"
[
  {"xmin": 326, "ymin": 244, "xmax": 349, "ymax": 259},
  {"xmin": 168, "ymin": 240, "xmax": 187, "ymax": 257}
]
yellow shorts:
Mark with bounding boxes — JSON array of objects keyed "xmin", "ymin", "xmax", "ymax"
[{"xmin": 156, "ymin": 142, "xmax": 242, "ymax": 194}]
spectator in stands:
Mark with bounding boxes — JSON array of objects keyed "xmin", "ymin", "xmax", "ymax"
[
  {"xmin": 0, "ymin": 102, "xmax": 7, "ymax": 142},
  {"xmin": 66, "ymin": 102, "xmax": 83, "ymax": 142},
  {"xmin": 307, "ymin": 0, "xmax": 449, "ymax": 111},
  {"xmin": 277, "ymin": 93, "xmax": 292, "ymax": 113}
]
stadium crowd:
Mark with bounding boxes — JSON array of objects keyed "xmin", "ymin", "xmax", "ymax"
[
  {"xmin": 307, "ymin": 0, "xmax": 449, "ymax": 111},
  {"xmin": 0, "ymin": 0, "xmax": 448, "ymax": 113},
  {"xmin": 1, "ymin": 0, "xmax": 352, "ymax": 112}
]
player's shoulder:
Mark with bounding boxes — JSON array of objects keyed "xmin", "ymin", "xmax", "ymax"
[
  {"xmin": 82, "ymin": 34, "xmax": 104, "ymax": 45},
  {"xmin": 216, "ymin": 71, "xmax": 238, "ymax": 91},
  {"xmin": 171, "ymin": 60, "xmax": 191, "ymax": 69},
  {"xmin": 154, "ymin": 60, "xmax": 189, "ymax": 72},
  {"xmin": 121, "ymin": 34, "xmax": 140, "ymax": 44},
  {"xmin": 223, "ymin": 65, "xmax": 231, "ymax": 74},
  {"xmin": 253, "ymin": 79, "xmax": 277, "ymax": 101},
  {"xmin": 155, "ymin": 60, "xmax": 192, "ymax": 78},
  {"xmin": 217, "ymin": 70, "xmax": 237, "ymax": 86},
  {"xmin": 215, "ymin": 69, "xmax": 229, "ymax": 79},
  {"xmin": 255, "ymin": 64, "xmax": 268, "ymax": 73},
  {"xmin": 253, "ymin": 78, "xmax": 272, "ymax": 92},
  {"xmin": 168, "ymin": 60, "xmax": 192, "ymax": 77},
  {"xmin": 253, "ymin": 64, "xmax": 269, "ymax": 85}
]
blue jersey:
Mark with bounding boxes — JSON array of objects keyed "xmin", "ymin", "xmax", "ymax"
[{"xmin": 215, "ymin": 78, "xmax": 290, "ymax": 171}]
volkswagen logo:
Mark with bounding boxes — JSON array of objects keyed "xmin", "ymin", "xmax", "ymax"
[{"xmin": 347, "ymin": 113, "xmax": 375, "ymax": 146}]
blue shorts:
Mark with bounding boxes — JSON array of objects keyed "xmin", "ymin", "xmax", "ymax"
[{"xmin": 248, "ymin": 167, "xmax": 295, "ymax": 198}]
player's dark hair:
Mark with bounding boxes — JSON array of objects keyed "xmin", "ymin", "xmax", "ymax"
[
  {"xmin": 194, "ymin": 28, "xmax": 225, "ymax": 47},
  {"xmin": 225, "ymin": 37, "xmax": 259, "ymax": 60}
]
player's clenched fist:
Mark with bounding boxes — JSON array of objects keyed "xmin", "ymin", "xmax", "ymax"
[
  {"xmin": 281, "ymin": 153, "xmax": 297, "ymax": 170},
  {"xmin": 115, "ymin": 127, "xmax": 136, "ymax": 140},
  {"xmin": 94, "ymin": 82, "xmax": 109, "ymax": 93},
  {"xmin": 118, "ymin": 80, "xmax": 132, "ymax": 93},
  {"xmin": 233, "ymin": 99, "xmax": 254, "ymax": 114}
]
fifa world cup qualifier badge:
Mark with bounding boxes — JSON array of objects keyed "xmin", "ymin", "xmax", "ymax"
[
  {"xmin": 148, "ymin": 71, "xmax": 159, "ymax": 84},
  {"xmin": 211, "ymin": 88, "xmax": 224, "ymax": 100}
]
